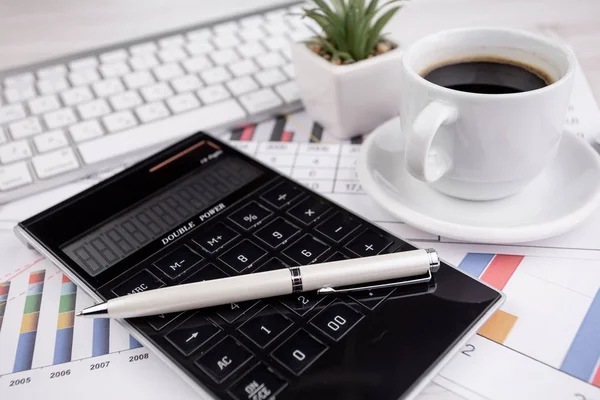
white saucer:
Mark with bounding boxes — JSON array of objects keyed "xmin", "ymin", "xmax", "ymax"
[{"xmin": 356, "ymin": 117, "xmax": 600, "ymax": 244}]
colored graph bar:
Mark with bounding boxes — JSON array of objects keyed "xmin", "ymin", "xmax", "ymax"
[
  {"xmin": 270, "ymin": 116, "xmax": 286, "ymax": 141},
  {"xmin": 477, "ymin": 310, "xmax": 519, "ymax": 344},
  {"xmin": 560, "ymin": 289, "xmax": 600, "ymax": 383},
  {"xmin": 92, "ymin": 319, "xmax": 110, "ymax": 356},
  {"xmin": 240, "ymin": 125, "xmax": 255, "ymax": 141},
  {"xmin": 350, "ymin": 136, "xmax": 364, "ymax": 144},
  {"xmin": 592, "ymin": 366, "xmax": 600, "ymax": 388},
  {"xmin": 310, "ymin": 123, "xmax": 323, "ymax": 143},
  {"xmin": 0, "ymin": 281, "xmax": 10, "ymax": 331},
  {"xmin": 13, "ymin": 270, "xmax": 46, "ymax": 372},
  {"xmin": 480, "ymin": 255, "xmax": 523, "ymax": 290},
  {"xmin": 130, "ymin": 336, "xmax": 143, "ymax": 349},
  {"xmin": 457, "ymin": 253, "xmax": 495, "ymax": 278},
  {"xmin": 53, "ymin": 275, "xmax": 77, "ymax": 364},
  {"xmin": 281, "ymin": 131, "xmax": 294, "ymax": 142}
]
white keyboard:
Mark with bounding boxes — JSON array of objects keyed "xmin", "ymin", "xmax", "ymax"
[{"xmin": 0, "ymin": 1, "xmax": 310, "ymax": 204}]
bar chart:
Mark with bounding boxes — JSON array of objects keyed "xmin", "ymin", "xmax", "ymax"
[{"xmin": 456, "ymin": 252, "xmax": 600, "ymax": 389}]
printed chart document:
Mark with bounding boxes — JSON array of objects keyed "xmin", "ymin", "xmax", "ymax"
[{"xmin": 1, "ymin": 58, "xmax": 599, "ymax": 400}]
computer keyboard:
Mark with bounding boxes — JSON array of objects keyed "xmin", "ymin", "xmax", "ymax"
[{"xmin": 0, "ymin": 1, "xmax": 308, "ymax": 204}]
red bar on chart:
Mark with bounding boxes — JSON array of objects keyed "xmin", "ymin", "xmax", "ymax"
[
  {"xmin": 592, "ymin": 365, "xmax": 600, "ymax": 387},
  {"xmin": 281, "ymin": 131, "xmax": 294, "ymax": 142},
  {"xmin": 241, "ymin": 125, "xmax": 255, "ymax": 141},
  {"xmin": 480, "ymin": 255, "xmax": 524, "ymax": 290}
]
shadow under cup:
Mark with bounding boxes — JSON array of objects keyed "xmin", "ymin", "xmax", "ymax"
[{"xmin": 400, "ymin": 28, "xmax": 575, "ymax": 201}]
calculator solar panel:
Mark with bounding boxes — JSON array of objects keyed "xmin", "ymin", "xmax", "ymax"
[{"xmin": 16, "ymin": 132, "xmax": 503, "ymax": 400}]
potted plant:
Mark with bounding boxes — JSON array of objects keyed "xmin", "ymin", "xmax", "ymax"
[{"xmin": 291, "ymin": 0, "xmax": 406, "ymax": 140}]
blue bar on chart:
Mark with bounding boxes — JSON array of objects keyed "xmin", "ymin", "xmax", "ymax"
[
  {"xmin": 92, "ymin": 319, "xmax": 110, "ymax": 356},
  {"xmin": 560, "ymin": 289, "xmax": 600, "ymax": 384},
  {"xmin": 457, "ymin": 253, "xmax": 495, "ymax": 278},
  {"xmin": 130, "ymin": 335, "xmax": 143, "ymax": 349},
  {"xmin": 14, "ymin": 270, "xmax": 46, "ymax": 372},
  {"xmin": 53, "ymin": 275, "xmax": 77, "ymax": 364}
]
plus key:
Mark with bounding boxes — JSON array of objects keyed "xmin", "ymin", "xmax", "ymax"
[{"xmin": 261, "ymin": 181, "xmax": 302, "ymax": 209}]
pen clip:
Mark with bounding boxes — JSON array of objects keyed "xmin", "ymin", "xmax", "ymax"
[{"xmin": 317, "ymin": 269, "xmax": 433, "ymax": 295}]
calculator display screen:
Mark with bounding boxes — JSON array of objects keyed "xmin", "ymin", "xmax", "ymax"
[{"xmin": 61, "ymin": 155, "xmax": 262, "ymax": 276}]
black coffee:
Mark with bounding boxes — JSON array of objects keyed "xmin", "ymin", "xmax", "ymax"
[{"xmin": 421, "ymin": 59, "xmax": 551, "ymax": 94}]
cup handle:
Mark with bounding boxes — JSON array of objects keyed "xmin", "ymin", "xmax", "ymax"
[{"xmin": 405, "ymin": 101, "xmax": 458, "ymax": 182}]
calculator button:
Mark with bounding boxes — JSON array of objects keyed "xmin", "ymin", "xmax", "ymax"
[
  {"xmin": 195, "ymin": 336, "xmax": 253, "ymax": 383},
  {"xmin": 254, "ymin": 257, "xmax": 289, "ymax": 273},
  {"xmin": 154, "ymin": 245, "xmax": 203, "ymax": 279},
  {"xmin": 228, "ymin": 201, "xmax": 272, "ymax": 230},
  {"xmin": 287, "ymin": 196, "xmax": 330, "ymax": 225},
  {"xmin": 325, "ymin": 252, "xmax": 350, "ymax": 262},
  {"xmin": 166, "ymin": 313, "xmax": 221, "ymax": 356},
  {"xmin": 254, "ymin": 217, "xmax": 300, "ymax": 248},
  {"xmin": 192, "ymin": 222, "xmax": 238, "ymax": 253},
  {"xmin": 282, "ymin": 234, "xmax": 329, "ymax": 265},
  {"xmin": 310, "ymin": 301, "xmax": 364, "ymax": 341},
  {"xmin": 219, "ymin": 240, "xmax": 267, "ymax": 273},
  {"xmin": 183, "ymin": 263, "xmax": 229, "ymax": 283},
  {"xmin": 345, "ymin": 228, "xmax": 393, "ymax": 257},
  {"xmin": 228, "ymin": 363, "xmax": 287, "ymax": 400},
  {"xmin": 271, "ymin": 329, "xmax": 327, "ymax": 375},
  {"xmin": 112, "ymin": 269, "xmax": 165, "ymax": 296},
  {"xmin": 280, "ymin": 292, "xmax": 325, "ymax": 316},
  {"xmin": 216, "ymin": 300, "xmax": 259, "ymax": 324},
  {"xmin": 316, "ymin": 212, "xmax": 360, "ymax": 242},
  {"xmin": 349, "ymin": 287, "xmax": 396, "ymax": 310},
  {"xmin": 261, "ymin": 181, "xmax": 302, "ymax": 208},
  {"xmin": 238, "ymin": 305, "xmax": 293, "ymax": 348},
  {"xmin": 146, "ymin": 312, "xmax": 182, "ymax": 331}
]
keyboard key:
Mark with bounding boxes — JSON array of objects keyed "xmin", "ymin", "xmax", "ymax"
[
  {"xmin": 0, "ymin": 129, "xmax": 6, "ymax": 144},
  {"xmin": 28, "ymin": 95, "xmax": 60, "ymax": 115},
  {"xmin": 37, "ymin": 65, "xmax": 68, "ymax": 79},
  {"xmin": 226, "ymin": 76, "xmax": 259, "ymax": 96},
  {"xmin": 213, "ymin": 21, "xmax": 239, "ymax": 35},
  {"xmin": 255, "ymin": 218, "xmax": 300, "ymax": 248},
  {"xmin": 32, "ymin": 148, "xmax": 80, "ymax": 179},
  {"xmin": 228, "ymin": 201, "xmax": 272, "ymax": 230},
  {"xmin": 129, "ymin": 53, "xmax": 159, "ymax": 70},
  {"xmin": 280, "ymin": 292, "xmax": 325, "ymax": 316},
  {"xmin": 171, "ymin": 75, "xmax": 204, "ymax": 93},
  {"xmin": 325, "ymin": 252, "xmax": 350, "ymax": 262},
  {"xmin": 0, "ymin": 104, "xmax": 27, "ymax": 124},
  {"xmin": 255, "ymin": 52, "xmax": 286, "ymax": 69},
  {"xmin": 239, "ymin": 27, "xmax": 266, "ymax": 41},
  {"xmin": 0, "ymin": 141, "xmax": 32, "ymax": 164},
  {"xmin": 0, "ymin": 162, "xmax": 33, "ymax": 191},
  {"xmin": 261, "ymin": 182, "xmax": 302, "ymax": 209},
  {"xmin": 185, "ymin": 41, "xmax": 214, "ymax": 56},
  {"xmin": 212, "ymin": 35, "xmax": 240, "ymax": 51},
  {"xmin": 158, "ymin": 47, "xmax": 188, "ymax": 63},
  {"xmin": 238, "ymin": 305, "xmax": 293, "ymax": 348},
  {"xmin": 192, "ymin": 222, "xmax": 239, "ymax": 253},
  {"xmin": 239, "ymin": 15, "xmax": 265, "ymax": 28},
  {"xmin": 34, "ymin": 130, "xmax": 69, "ymax": 153},
  {"xmin": 158, "ymin": 34, "xmax": 185, "ymax": 48},
  {"xmin": 69, "ymin": 56, "xmax": 98, "ymax": 70},
  {"xmin": 182, "ymin": 56, "xmax": 213, "ymax": 73},
  {"xmin": 5, "ymin": 86, "xmax": 36, "ymax": 102},
  {"xmin": 77, "ymin": 99, "xmax": 111, "ymax": 119},
  {"xmin": 153, "ymin": 63, "xmax": 185, "ymax": 81},
  {"xmin": 44, "ymin": 108, "xmax": 78, "ymax": 129},
  {"xmin": 282, "ymin": 63, "xmax": 295, "ymax": 79},
  {"xmin": 140, "ymin": 82, "xmax": 174, "ymax": 102},
  {"xmin": 77, "ymin": 99, "xmax": 246, "ymax": 165},
  {"xmin": 183, "ymin": 263, "xmax": 229, "ymax": 283},
  {"xmin": 109, "ymin": 91, "xmax": 143, "ymax": 110},
  {"xmin": 345, "ymin": 228, "xmax": 393, "ymax": 257},
  {"xmin": 61, "ymin": 86, "xmax": 94, "ymax": 106},
  {"xmin": 69, "ymin": 120, "xmax": 104, "ymax": 142},
  {"xmin": 310, "ymin": 301, "xmax": 364, "ymax": 341},
  {"xmin": 197, "ymin": 85, "xmax": 231, "ymax": 104},
  {"xmin": 229, "ymin": 59, "xmax": 258, "ymax": 77},
  {"xmin": 3, "ymin": 72, "xmax": 34, "ymax": 87},
  {"xmin": 99, "ymin": 61, "xmax": 131, "ymax": 78},
  {"xmin": 129, "ymin": 42, "xmax": 158, "ymax": 55},
  {"xmin": 200, "ymin": 66, "xmax": 232, "ymax": 85},
  {"xmin": 9, "ymin": 117, "xmax": 42, "ymax": 139},
  {"xmin": 228, "ymin": 363, "xmax": 287, "ymax": 400},
  {"xmin": 316, "ymin": 212, "xmax": 361, "ymax": 242},
  {"xmin": 123, "ymin": 70, "xmax": 156, "ymax": 89},
  {"xmin": 237, "ymin": 41, "xmax": 267, "ymax": 58},
  {"xmin": 146, "ymin": 312, "xmax": 182, "ymax": 331},
  {"xmin": 92, "ymin": 78, "xmax": 125, "ymax": 97},
  {"xmin": 219, "ymin": 240, "xmax": 267, "ymax": 274},
  {"xmin": 216, "ymin": 300, "xmax": 259, "ymax": 324},
  {"xmin": 69, "ymin": 69, "xmax": 100, "ymax": 86},
  {"xmin": 135, "ymin": 101, "xmax": 171, "ymax": 123},
  {"xmin": 166, "ymin": 313, "xmax": 221, "ymax": 356},
  {"xmin": 195, "ymin": 336, "xmax": 252, "ymax": 383},
  {"xmin": 154, "ymin": 244, "xmax": 203, "ymax": 279},
  {"xmin": 350, "ymin": 286, "xmax": 397, "ymax": 311},
  {"xmin": 283, "ymin": 234, "xmax": 329, "ymax": 265},
  {"xmin": 263, "ymin": 36, "xmax": 290, "ymax": 51},
  {"xmin": 287, "ymin": 196, "xmax": 330, "ymax": 225},
  {"xmin": 112, "ymin": 269, "xmax": 165, "ymax": 296},
  {"xmin": 186, "ymin": 28, "xmax": 212, "ymax": 42},
  {"xmin": 255, "ymin": 257, "xmax": 289, "ymax": 273},
  {"xmin": 103, "ymin": 110, "xmax": 138, "ymax": 132},
  {"xmin": 275, "ymin": 81, "xmax": 300, "ymax": 103},
  {"xmin": 36, "ymin": 79, "xmax": 69, "ymax": 95},
  {"xmin": 254, "ymin": 68, "xmax": 287, "ymax": 87},
  {"xmin": 99, "ymin": 49, "xmax": 128, "ymax": 63},
  {"xmin": 238, "ymin": 88, "xmax": 283, "ymax": 114},
  {"xmin": 166, "ymin": 93, "xmax": 200, "ymax": 114},
  {"xmin": 271, "ymin": 329, "xmax": 327, "ymax": 375}
]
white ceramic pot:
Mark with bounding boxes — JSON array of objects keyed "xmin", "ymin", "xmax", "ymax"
[{"xmin": 290, "ymin": 40, "xmax": 404, "ymax": 140}]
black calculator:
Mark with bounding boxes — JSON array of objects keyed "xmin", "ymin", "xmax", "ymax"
[{"xmin": 15, "ymin": 132, "xmax": 503, "ymax": 400}]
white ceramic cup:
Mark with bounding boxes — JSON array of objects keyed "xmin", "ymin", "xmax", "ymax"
[{"xmin": 399, "ymin": 27, "xmax": 576, "ymax": 200}]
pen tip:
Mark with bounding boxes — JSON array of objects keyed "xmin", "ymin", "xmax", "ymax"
[{"xmin": 75, "ymin": 311, "xmax": 83, "ymax": 316}]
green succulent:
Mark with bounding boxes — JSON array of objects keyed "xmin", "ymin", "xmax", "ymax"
[{"xmin": 298, "ymin": 0, "xmax": 405, "ymax": 64}]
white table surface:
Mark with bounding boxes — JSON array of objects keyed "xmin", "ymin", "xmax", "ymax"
[{"xmin": 1, "ymin": 0, "xmax": 599, "ymax": 101}]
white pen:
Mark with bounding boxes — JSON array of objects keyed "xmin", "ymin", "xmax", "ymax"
[{"xmin": 76, "ymin": 248, "xmax": 440, "ymax": 319}]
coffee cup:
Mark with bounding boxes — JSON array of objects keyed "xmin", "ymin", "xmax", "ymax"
[{"xmin": 398, "ymin": 27, "xmax": 575, "ymax": 200}]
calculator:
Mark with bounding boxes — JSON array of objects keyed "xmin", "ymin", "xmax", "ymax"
[{"xmin": 15, "ymin": 131, "xmax": 504, "ymax": 400}]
